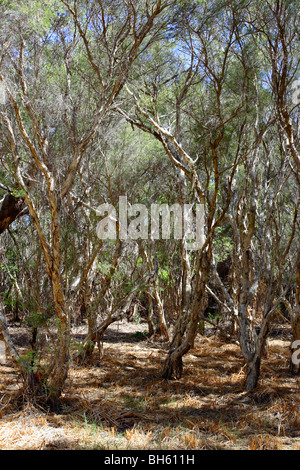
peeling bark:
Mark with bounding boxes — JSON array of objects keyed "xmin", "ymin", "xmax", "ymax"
[{"xmin": 162, "ymin": 250, "xmax": 211, "ymax": 379}]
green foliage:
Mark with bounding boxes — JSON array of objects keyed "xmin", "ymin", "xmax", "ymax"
[
  {"xmin": 25, "ymin": 310, "xmax": 48, "ymax": 329},
  {"xmin": 97, "ymin": 261, "xmax": 113, "ymax": 277},
  {"xmin": 2, "ymin": 290, "xmax": 22, "ymax": 311},
  {"xmin": 207, "ymin": 311, "xmax": 222, "ymax": 322},
  {"xmin": 17, "ymin": 350, "xmax": 40, "ymax": 374},
  {"xmin": 130, "ymin": 330, "xmax": 148, "ymax": 340},
  {"xmin": 11, "ymin": 189, "xmax": 26, "ymax": 198},
  {"xmin": 213, "ymin": 226, "xmax": 233, "ymax": 262},
  {"xmin": 159, "ymin": 267, "xmax": 170, "ymax": 285},
  {"xmin": 0, "ymin": 263, "xmax": 18, "ymax": 281},
  {"xmin": 4, "ymin": 0, "xmax": 65, "ymax": 33}
]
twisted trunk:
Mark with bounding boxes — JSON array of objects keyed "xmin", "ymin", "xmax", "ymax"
[{"xmin": 162, "ymin": 250, "xmax": 211, "ymax": 379}]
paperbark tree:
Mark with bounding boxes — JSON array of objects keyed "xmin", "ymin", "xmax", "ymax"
[
  {"xmin": 250, "ymin": 0, "xmax": 300, "ymax": 375},
  {"xmin": 0, "ymin": 0, "xmax": 173, "ymax": 401},
  {"xmin": 116, "ymin": 0, "xmax": 299, "ymax": 389},
  {"xmin": 117, "ymin": 1, "xmax": 250, "ymax": 379}
]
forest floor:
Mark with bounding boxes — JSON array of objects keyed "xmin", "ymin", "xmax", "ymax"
[{"xmin": 0, "ymin": 319, "xmax": 299, "ymax": 450}]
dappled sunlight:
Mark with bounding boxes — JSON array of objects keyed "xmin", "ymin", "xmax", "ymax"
[{"xmin": 1, "ymin": 321, "xmax": 299, "ymax": 450}]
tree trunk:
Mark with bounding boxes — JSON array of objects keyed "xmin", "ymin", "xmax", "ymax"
[
  {"xmin": 147, "ymin": 293, "xmax": 155, "ymax": 338},
  {"xmin": 290, "ymin": 306, "xmax": 300, "ymax": 375},
  {"xmin": 46, "ymin": 320, "xmax": 70, "ymax": 402},
  {"xmin": 162, "ymin": 250, "xmax": 210, "ymax": 379},
  {"xmin": 290, "ymin": 332, "xmax": 300, "ymax": 375},
  {"xmin": 290, "ymin": 258, "xmax": 300, "ymax": 375},
  {"xmin": 244, "ymin": 355, "xmax": 262, "ymax": 391},
  {"xmin": 162, "ymin": 350, "xmax": 183, "ymax": 379},
  {"xmin": 239, "ymin": 308, "xmax": 270, "ymax": 391},
  {"xmin": 162, "ymin": 293, "xmax": 206, "ymax": 380},
  {"xmin": 154, "ymin": 289, "xmax": 169, "ymax": 341}
]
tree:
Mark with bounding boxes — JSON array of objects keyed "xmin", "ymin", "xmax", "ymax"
[
  {"xmin": 252, "ymin": 0, "xmax": 300, "ymax": 374},
  {"xmin": 118, "ymin": 0, "xmax": 251, "ymax": 379},
  {"xmin": 0, "ymin": 0, "xmax": 298, "ymax": 404},
  {"xmin": 116, "ymin": 0, "xmax": 300, "ymax": 388},
  {"xmin": 0, "ymin": 0, "xmax": 173, "ymax": 401}
]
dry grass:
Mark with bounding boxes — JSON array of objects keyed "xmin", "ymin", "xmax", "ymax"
[{"xmin": 0, "ymin": 321, "xmax": 299, "ymax": 450}]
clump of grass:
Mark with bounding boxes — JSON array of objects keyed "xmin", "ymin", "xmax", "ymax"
[{"xmin": 130, "ymin": 331, "xmax": 148, "ymax": 340}]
